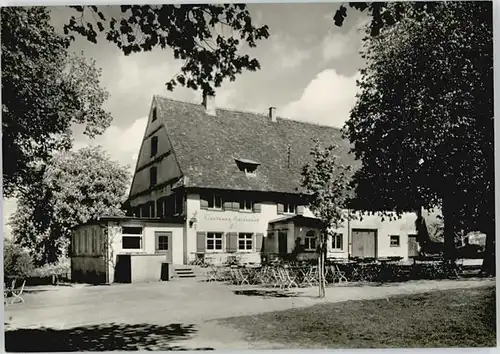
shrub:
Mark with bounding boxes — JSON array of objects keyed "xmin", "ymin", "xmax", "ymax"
[{"xmin": 4, "ymin": 241, "xmax": 34, "ymax": 278}]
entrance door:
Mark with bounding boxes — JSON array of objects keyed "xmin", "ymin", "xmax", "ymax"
[
  {"xmin": 351, "ymin": 229, "xmax": 377, "ymax": 258},
  {"xmin": 408, "ymin": 234, "xmax": 419, "ymax": 258},
  {"xmin": 155, "ymin": 232, "xmax": 173, "ymax": 263},
  {"xmin": 278, "ymin": 232, "xmax": 288, "ymax": 255}
]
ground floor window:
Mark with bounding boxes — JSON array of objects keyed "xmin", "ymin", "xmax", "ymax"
[
  {"xmin": 331, "ymin": 233, "xmax": 343, "ymax": 251},
  {"xmin": 238, "ymin": 233, "xmax": 253, "ymax": 251},
  {"xmin": 122, "ymin": 226, "xmax": 143, "ymax": 250},
  {"xmin": 304, "ymin": 231, "xmax": 317, "ymax": 251},
  {"xmin": 390, "ymin": 235, "xmax": 400, "ymax": 247},
  {"xmin": 207, "ymin": 232, "xmax": 223, "ymax": 251},
  {"xmin": 156, "ymin": 233, "xmax": 169, "ymax": 252}
]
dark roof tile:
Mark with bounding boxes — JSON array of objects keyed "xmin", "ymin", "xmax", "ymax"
[{"xmin": 155, "ymin": 96, "xmax": 358, "ymax": 194}]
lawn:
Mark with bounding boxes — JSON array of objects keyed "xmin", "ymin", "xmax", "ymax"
[{"xmin": 218, "ymin": 286, "xmax": 497, "ymax": 349}]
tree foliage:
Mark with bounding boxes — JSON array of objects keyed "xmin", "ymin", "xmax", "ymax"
[
  {"xmin": 63, "ymin": 4, "xmax": 270, "ymax": 95},
  {"xmin": 1, "ymin": 7, "xmax": 112, "ymax": 198},
  {"xmin": 340, "ymin": 2, "xmax": 494, "ymax": 271},
  {"xmin": 4, "ymin": 239, "xmax": 34, "ymax": 279},
  {"xmin": 9, "ymin": 146, "xmax": 130, "ymax": 265},
  {"xmin": 301, "ymin": 140, "xmax": 353, "ymax": 230}
]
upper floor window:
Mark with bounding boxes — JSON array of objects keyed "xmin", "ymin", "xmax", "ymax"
[
  {"xmin": 150, "ymin": 166, "xmax": 157, "ymax": 187},
  {"xmin": 208, "ymin": 193, "xmax": 223, "ymax": 209},
  {"xmin": 304, "ymin": 231, "xmax": 317, "ymax": 251},
  {"xmin": 151, "ymin": 136, "xmax": 158, "ymax": 157},
  {"xmin": 152, "ymin": 107, "xmax": 157, "ymax": 122},
  {"xmin": 174, "ymin": 193, "xmax": 184, "ymax": 215},
  {"xmin": 239, "ymin": 199, "xmax": 253, "ymax": 211},
  {"xmin": 331, "ymin": 232, "xmax": 343, "ymax": 251},
  {"xmin": 284, "ymin": 203, "xmax": 296, "ymax": 214}
]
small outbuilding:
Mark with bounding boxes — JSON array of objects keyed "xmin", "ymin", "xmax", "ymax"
[{"xmin": 70, "ymin": 216, "xmax": 184, "ymax": 284}]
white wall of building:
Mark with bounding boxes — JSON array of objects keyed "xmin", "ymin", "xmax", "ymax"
[{"xmin": 184, "ymin": 193, "xmax": 420, "ymax": 263}]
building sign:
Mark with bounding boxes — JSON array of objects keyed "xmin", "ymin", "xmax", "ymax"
[{"xmin": 203, "ymin": 214, "xmax": 260, "ymax": 230}]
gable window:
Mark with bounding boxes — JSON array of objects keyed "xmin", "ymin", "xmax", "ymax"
[
  {"xmin": 206, "ymin": 232, "xmax": 223, "ymax": 251},
  {"xmin": 284, "ymin": 203, "xmax": 296, "ymax": 214},
  {"xmin": 151, "ymin": 136, "xmax": 158, "ymax": 157},
  {"xmin": 152, "ymin": 107, "xmax": 157, "ymax": 122},
  {"xmin": 390, "ymin": 235, "xmax": 400, "ymax": 247},
  {"xmin": 331, "ymin": 233, "xmax": 343, "ymax": 251},
  {"xmin": 208, "ymin": 193, "xmax": 223, "ymax": 209},
  {"xmin": 122, "ymin": 226, "xmax": 143, "ymax": 250},
  {"xmin": 238, "ymin": 233, "xmax": 253, "ymax": 251},
  {"xmin": 150, "ymin": 166, "xmax": 157, "ymax": 187},
  {"xmin": 304, "ymin": 231, "xmax": 317, "ymax": 251},
  {"xmin": 239, "ymin": 199, "xmax": 253, "ymax": 211}
]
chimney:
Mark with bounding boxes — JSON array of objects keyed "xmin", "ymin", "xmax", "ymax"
[
  {"xmin": 269, "ymin": 106, "xmax": 277, "ymax": 122},
  {"xmin": 202, "ymin": 93, "xmax": 216, "ymax": 116}
]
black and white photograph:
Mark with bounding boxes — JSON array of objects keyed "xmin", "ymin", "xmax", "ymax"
[{"xmin": 1, "ymin": 1, "xmax": 497, "ymax": 351}]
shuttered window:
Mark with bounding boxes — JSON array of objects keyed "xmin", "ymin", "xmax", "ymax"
[
  {"xmin": 238, "ymin": 233, "xmax": 253, "ymax": 251},
  {"xmin": 207, "ymin": 232, "xmax": 223, "ymax": 251},
  {"xmin": 239, "ymin": 199, "xmax": 253, "ymax": 211}
]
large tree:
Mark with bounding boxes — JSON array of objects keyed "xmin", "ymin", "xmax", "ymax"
[
  {"xmin": 63, "ymin": 4, "xmax": 270, "ymax": 96},
  {"xmin": 9, "ymin": 146, "xmax": 130, "ymax": 265},
  {"xmin": 339, "ymin": 2, "xmax": 494, "ymax": 273},
  {"xmin": 1, "ymin": 7, "xmax": 112, "ymax": 197}
]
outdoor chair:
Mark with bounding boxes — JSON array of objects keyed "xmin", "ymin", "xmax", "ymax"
[
  {"xmin": 4, "ymin": 279, "xmax": 26, "ymax": 306},
  {"xmin": 280, "ymin": 268, "xmax": 299, "ymax": 289}
]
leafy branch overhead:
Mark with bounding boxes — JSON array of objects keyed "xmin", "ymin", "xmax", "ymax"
[
  {"xmin": 64, "ymin": 4, "xmax": 270, "ymax": 96},
  {"xmin": 1, "ymin": 7, "xmax": 112, "ymax": 198},
  {"xmin": 333, "ymin": 2, "xmax": 441, "ymax": 37}
]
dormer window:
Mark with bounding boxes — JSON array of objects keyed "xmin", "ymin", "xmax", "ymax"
[
  {"xmin": 235, "ymin": 157, "xmax": 260, "ymax": 177},
  {"xmin": 152, "ymin": 107, "xmax": 157, "ymax": 122}
]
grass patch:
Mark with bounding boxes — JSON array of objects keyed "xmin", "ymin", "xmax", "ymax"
[{"xmin": 218, "ymin": 286, "xmax": 497, "ymax": 349}]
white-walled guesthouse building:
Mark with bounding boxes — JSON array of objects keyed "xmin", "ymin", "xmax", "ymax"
[{"xmin": 71, "ymin": 95, "xmax": 421, "ymax": 284}]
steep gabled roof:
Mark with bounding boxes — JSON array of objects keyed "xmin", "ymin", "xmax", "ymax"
[{"xmin": 155, "ymin": 96, "xmax": 358, "ymax": 194}]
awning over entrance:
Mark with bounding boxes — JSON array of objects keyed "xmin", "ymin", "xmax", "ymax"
[{"xmin": 268, "ymin": 215, "xmax": 326, "ymax": 229}]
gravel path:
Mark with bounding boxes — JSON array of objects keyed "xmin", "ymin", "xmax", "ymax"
[{"xmin": 4, "ymin": 278, "xmax": 495, "ymax": 350}]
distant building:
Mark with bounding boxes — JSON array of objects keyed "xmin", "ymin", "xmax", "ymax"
[{"xmin": 71, "ymin": 95, "xmax": 420, "ymax": 284}]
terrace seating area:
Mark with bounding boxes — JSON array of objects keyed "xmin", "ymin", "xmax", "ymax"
[{"xmin": 201, "ymin": 254, "xmax": 476, "ymax": 288}]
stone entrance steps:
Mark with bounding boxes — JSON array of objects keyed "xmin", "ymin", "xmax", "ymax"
[{"xmin": 173, "ymin": 265, "xmax": 207, "ymax": 280}]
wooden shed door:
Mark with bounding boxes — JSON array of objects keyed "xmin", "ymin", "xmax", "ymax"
[
  {"xmin": 155, "ymin": 232, "xmax": 173, "ymax": 263},
  {"xmin": 351, "ymin": 229, "xmax": 377, "ymax": 258},
  {"xmin": 408, "ymin": 234, "xmax": 419, "ymax": 258}
]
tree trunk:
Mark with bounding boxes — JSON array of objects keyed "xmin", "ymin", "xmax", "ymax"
[
  {"xmin": 481, "ymin": 220, "xmax": 495, "ymax": 276},
  {"xmin": 318, "ymin": 233, "xmax": 326, "ymax": 298}
]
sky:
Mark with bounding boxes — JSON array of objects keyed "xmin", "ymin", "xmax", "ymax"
[{"xmin": 3, "ymin": 3, "xmax": 369, "ymax": 238}]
